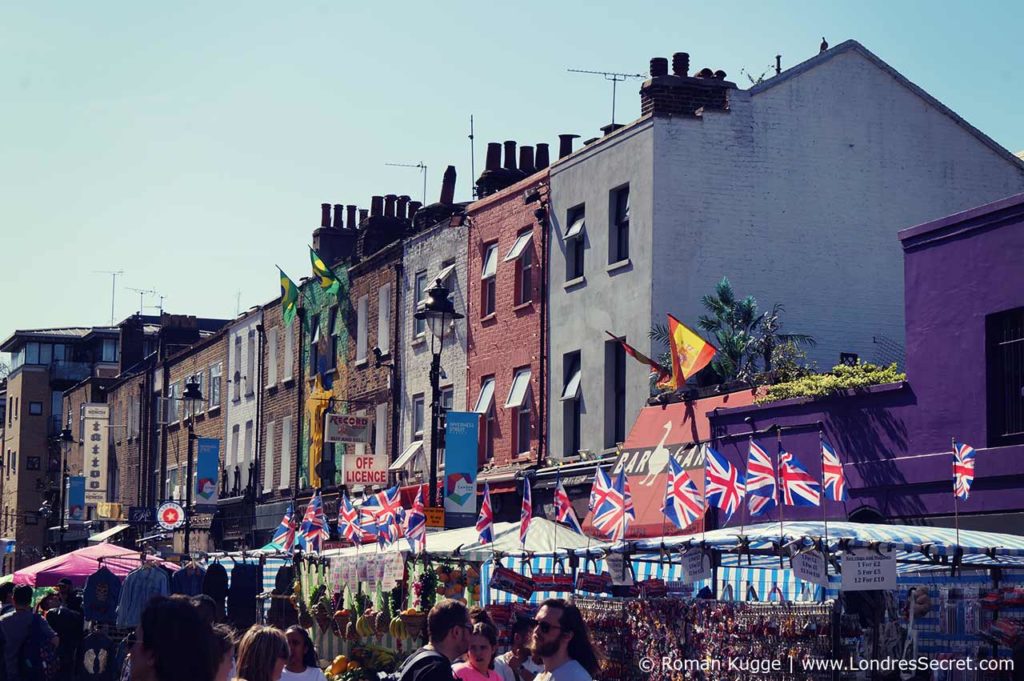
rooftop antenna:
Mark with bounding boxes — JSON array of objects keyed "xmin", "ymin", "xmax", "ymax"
[
  {"xmin": 567, "ymin": 68, "xmax": 645, "ymax": 126},
  {"xmin": 94, "ymin": 270, "xmax": 125, "ymax": 325},
  {"xmin": 468, "ymin": 115, "xmax": 476, "ymax": 199},
  {"xmin": 235, "ymin": 290, "xmax": 242, "ymax": 317},
  {"xmin": 125, "ymin": 287, "xmax": 157, "ymax": 315},
  {"xmin": 385, "ymin": 162, "xmax": 427, "ymax": 205}
]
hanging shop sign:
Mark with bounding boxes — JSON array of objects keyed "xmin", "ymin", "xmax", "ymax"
[
  {"xmin": 791, "ymin": 551, "xmax": 829, "ymax": 586},
  {"xmin": 157, "ymin": 502, "xmax": 185, "ymax": 531},
  {"xmin": 195, "ymin": 438, "xmax": 220, "ymax": 511},
  {"xmin": 443, "ymin": 411, "xmax": 480, "ymax": 528},
  {"xmin": 82, "ymin": 404, "xmax": 109, "ymax": 504},
  {"xmin": 840, "ymin": 548, "xmax": 896, "ymax": 592},
  {"xmin": 66, "ymin": 476, "xmax": 86, "ymax": 524},
  {"xmin": 490, "ymin": 565, "xmax": 535, "ymax": 599},
  {"xmin": 128, "ymin": 506, "xmax": 155, "ymax": 524},
  {"xmin": 325, "ymin": 413, "xmax": 372, "ymax": 444},
  {"xmin": 576, "ymin": 572, "xmax": 614, "ymax": 594},
  {"xmin": 681, "ymin": 549, "xmax": 712, "ymax": 583},
  {"xmin": 532, "ymin": 572, "xmax": 575, "ymax": 592}
]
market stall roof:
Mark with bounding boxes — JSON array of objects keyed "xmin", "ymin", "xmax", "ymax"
[{"xmin": 13, "ymin": 542, "xmax": 178, "ymax": 588}]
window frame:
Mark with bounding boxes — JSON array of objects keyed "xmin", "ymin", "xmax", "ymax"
[
  {"xmin": 565, "ymin": 205, "xmax": 586, "ymax": 281},
  {"xmin": 267, "ymin": 328, "xmax": 279, "ymax": 388},
  {"xmin": 413, "ymin": 271, "xmax": 428, "ymax": 337},
  {"xmin": 480, "ymin": 243, "xmax": 498, "ymax": 317},
  {"xmin": 209, "ymin": 363, "xmax": 223, "ymax": 408},
  {"xmin": 412, "ymin": 394, "xmax": 425, "ymax": 441},
  {"xmin": 562, "ymin": 351, "xmax": 582, "ymax": 457},
  {"xmin": 378, "ymin": 283, "xmax": 392, "ymax": 355},
  {"xmin": 506, "ymin": 230, "xmax": 534, "ymax": 306},
  {"xmin": 610, "ymin": 185, "xmax": 630, "ymax": 264},
  {"xmin": 283, "ymin": 321, "xmax": 295, "ymax": 380},
  {"xmin": 356, "ymin": 296, "xmax": 369, "ymax": 362}
]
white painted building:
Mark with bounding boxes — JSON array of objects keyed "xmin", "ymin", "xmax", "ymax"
[
  {"xmin": 547, "ymin": 40, "xmax": 1024, "ymax": 459},
  {"xmin": 223, "ymin": 309, "xmax": 262, "ymax": 496}
]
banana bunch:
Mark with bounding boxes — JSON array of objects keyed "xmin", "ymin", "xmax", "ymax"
[
  {"xmin": 388, "ymin": 616, "xmax": 408, "ymax": 640},
  {"xmin": 355, "ymin": 612, "xmax": 375, "ymax": 638}
]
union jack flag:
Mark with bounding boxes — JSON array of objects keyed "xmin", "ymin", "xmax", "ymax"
[
  {"xmin": 299, "ymin": 492, "xmax": 330, "ymax": 552},
  {"xmin": 271, "ymin": 503, "xmax": 297, "ymax": 551},
  {"xmin": 554, "ymin": 478, "xmax": 583, "ymax": 534},
  {"xmin": 821, "ymin": 439, "xmax": 847, "ymax": 501},
  {"xmin": 372, "ymin": 485, "xmax": 406, "ymax": 527},
  {"xmin": 476, "ymin": 482, "xmax": 494, "ymax": 544},
  {"xmin": 746, "ymin": 440, "xmax": 777, "ymax": 517},
  {"xmin": 662, "ymin": 455, "xmax": 704, "ymax": 530},
  {"xmin": 704, "ymin": 446, "xmax": 744, "ymax": 524},
  {"xmin": 338, "ymin": 493, "xmax": 361, "ymax": 543},
  {"xmin": 589, "ymin": 467, "xmax": 614, "ymax": 513},
  {"xmin": 779, "ymin": 446, "xmax": 821, "ymax": 507},
  {"xmin": 592, "ymin": 470, "xmax": 634, "ymax": 541},
  {"xmin": 405, "ymin": 487, "xmax": 426, "ymax": 552},
  {"xmin": 520, "ymin": 477, "xmax": 533, "ymax": 544},
  {"xmin": 953, "ymin": 440, "xmax": 976, "ymax": 501}
]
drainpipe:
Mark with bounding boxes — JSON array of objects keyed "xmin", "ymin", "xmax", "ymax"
[
  {"xmin": 253, "ymin": 320, "xmax": 265, "ymax": 546},
  {"xmin": 537, "ymin": 190, "xmax": 549, "ymax": 465},
  {"xmin": 158, "ymin": 361, "xmax": 170, "ymax": 505},
  {"xmin": 294, "ymin": 307, "xmax": 306, "ymax": 497},
  {"xmin": 391, "ymin": 261, "xmax": 403, "ymax": 479}
]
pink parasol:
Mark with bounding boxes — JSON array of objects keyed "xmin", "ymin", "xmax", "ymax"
[{"xmin": 13, "ymin": 543, "xmax": 178, "ymax": 588}]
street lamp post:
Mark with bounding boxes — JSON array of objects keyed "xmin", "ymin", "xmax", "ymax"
[
  {"xmin": 58, "ymin": 428, "xmax": 74, "ymax": 553},
  {"xmin": 414, "ymin": 279, "xmax": 463, "ymax": 508},
  {"xmin": 182, "ymin": 379, "xmax": 204, "ymax": 556}
]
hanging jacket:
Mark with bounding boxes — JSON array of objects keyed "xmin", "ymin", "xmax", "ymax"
[
  {"xmin": 170, "ymin": 565, "xmax": 206, "ymax": 597},
  {"xmin": 202, "ymin": 563, "xmax": 229, "ymax": 620},
  {"xmin": 83, "ymin": 568, "xmax": 121, "ymax": 625},
  {"xmin": 78, "ymin": 632, "xmax": 116, "ymax": 681},
  {"xmin": 226, "ymin": 563, "xmax": 262, "ymax": 630},
  {"xmin": 115, "ymin": 567, "xmax": 169, "ymax": 630},
  {"xmin": 267, "ymin": 564, "xmax": 297, "ymax": 629}
]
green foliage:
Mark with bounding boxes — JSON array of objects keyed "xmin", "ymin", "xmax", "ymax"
[{"xmin": 756, "ymin": 361, "xmax": 906, "ymax": 404}]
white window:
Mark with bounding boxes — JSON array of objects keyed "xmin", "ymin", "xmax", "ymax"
[
  {"xmin": 504, "ymin": 230, "xmax": 533, "ymax": 306},
  {"xmin": 377, "ymin": 283, "xmax": 391, "ymax": 355},
  {"xmin": 562, "ymin": 351, "xmax": 582, "ymax": 457},
  {"xmin": 246, "ymin": 332, "xmax": 256, "ymax": 396},
  {"xmin": 231, "ymin": 424, "xmax": 240, "ymax": 468},
  {"xmin": 566, "ymin": 206, "xmax": 586, "ymax": 281},
  {"xmin": 102, "ymin": 339, "xmax": 118, "ymax": 363},
  {"xmin": 284, "ymin": 322, "xmax": 295, "ymax": 380},
  {"xmin": 209, "ymin": 363, "xmax": 222, "ymax": 408},
  {"xmin": 280, "ymin": 416, "xmax": 292, "ymax": 490},
  {"xmin": 506, "ymin": 368, "xmax": 532, "ymax": 455},
  {"xmin": 441, "ymin": 386, "xmax": 454, "ymax": 411},
  {"xmin": 233, "ymin": 337, "xmax": 242, "ymax": 401},
  {"xmin": 264, "ymin": 421, "xmax": 276, "ymax": 492},
  {"xmin": 475, "ymin": 377, "xmax": 496, "ymax": 461},
  {"xmin": 168, "ymin": 382, "xmax": 181, "ymax": 422},
  {"xmin": 481, "ymin": 244, "xmax": 497, "ymax": 316},
  {"xmin": 267, "ymin": 328, "xmax": 278, "ymax": 387},
  {"xmin": 356, "ymin": 295, "xmax": 369, "ymax": 362},
  {"xmin": 610, "ymin": 185, "xmax": 630, "ymax": 263},
  {"xmin": 505, "ymin": 368, "xmax": 532, "ymax": 409},
  {"xmin": 473, "ymin": 377, "xmax": 495, "ymax": 415},
  {"xmin": 375, "ymin": 403, "xmax": 387, "ymax": 457},
  {"xmin": 244, "ymin": 420, "xmax": 254, "ymax": 473},
  {"xmin": 412, "ymin": 395, "xmax": 425, "ymax": 441},
  {"xmin": 413, "ymin": 271, "xmax": 428, "ymax": 337}
]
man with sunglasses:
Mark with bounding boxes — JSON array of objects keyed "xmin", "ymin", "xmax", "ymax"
[
  {"xmin": 530, "ymin": 600, "xmax": 599, "ymax": 681},
  {"xmin": 394, "ymin": 600, "xmax": 472, "ymax": 681}
]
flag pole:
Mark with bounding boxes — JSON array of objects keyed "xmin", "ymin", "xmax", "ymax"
[
  {"xmin": 819, "ymin": 428, "xmax": 829, "ymax": 560},
  {"xmin": 554, "ymin": 465, "xmax": 561, "ymax": 565},
  {"xmin": 952, "ymin": 437, "xmax": 961, "ymax": 551},
  {"xmin": 700, "ymin": 442, "xmax": 707, "ymax": 544},
  {"xmin": 741, "ymin": 438, "xmax": 749, "ymax": 538},
  {"xmin": 776, "ymin": 429, "xmax": 785, "ymax": 568}
]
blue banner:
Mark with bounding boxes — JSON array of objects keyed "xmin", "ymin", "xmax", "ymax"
[
  {"xmin": 67, "ymin": 476, "xmax": 86, "ymax": 525},
  {"xmin": 196, "ymin": 438, "xmax": 220, "ymax": 510},
  {"xmin": 444, "ymin": 411, "xmax": 480, "ymax": 528}
]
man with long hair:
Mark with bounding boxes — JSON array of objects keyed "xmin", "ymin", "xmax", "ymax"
[{"xmin": 530, "ymin": 600, "xmax": 599, "ymax": 681}]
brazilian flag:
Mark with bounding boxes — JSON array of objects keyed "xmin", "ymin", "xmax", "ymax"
[
  {"xmin": 309, "ymin": 246, "xmax": 341, "ymax": 295},
  {"xmin": 279, "ymin": 268, "xmax": 299, "ymax": 325}
]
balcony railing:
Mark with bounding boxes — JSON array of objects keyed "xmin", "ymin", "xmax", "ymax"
[{"xmin": 49, "ymin": 360, "xmax": 92, "ymax": 384}]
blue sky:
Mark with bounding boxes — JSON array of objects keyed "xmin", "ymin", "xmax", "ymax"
[{"xmin": 2, "ymin": 1, "xmax": 1022, "ymax": 349}]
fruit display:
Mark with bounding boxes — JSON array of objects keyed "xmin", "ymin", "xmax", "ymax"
[{"xmin": 323, "ymin": 645, "xmax": 397, "ymax": 681}]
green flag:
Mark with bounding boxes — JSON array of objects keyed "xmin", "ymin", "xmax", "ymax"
[
  {"xmin": 279, "ymin": 268, "xmax": 299, "ymax": 325},
  {"xmin": 309, "ymin": 246, "xmax": 341, "ymax": 295}
]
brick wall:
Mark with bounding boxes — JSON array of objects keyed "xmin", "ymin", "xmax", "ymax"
[
  {"xmin": 258, "ymin": 298, "xmax": 300, "ymax": 502},
  {"xmin": 107, "ymin": 372, "xmax": 147, "ymax": 508}
]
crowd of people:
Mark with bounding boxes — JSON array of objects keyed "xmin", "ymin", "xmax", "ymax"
[{"xmin": 0, "ymin": 582, "xmax": 600, "ymax": 681}]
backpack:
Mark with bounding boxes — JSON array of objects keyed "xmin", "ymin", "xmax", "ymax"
[
  {"xmin": 19, "ymin": 614, "xmax": 59, "ymax": 681},
  {"xmin": 380, "ymin": 649, "xmax": 448, "ymax": 681}
]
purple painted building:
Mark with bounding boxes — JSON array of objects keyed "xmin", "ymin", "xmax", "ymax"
[{"xmin": 708, "ymin": 192, "xmax": 1024, "ymax": 531}]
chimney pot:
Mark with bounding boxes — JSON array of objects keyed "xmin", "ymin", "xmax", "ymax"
[
  {"xmin": 407, "ymin": 201, "xmax": 422, "ymax": 221},
  {"xmin": 320, "ymin": 203, "xmax": 331, "ymax": 228},
  {"xmin": 346, "ymin": 205, "xmax": 357, "ymax": 229},
  {"xmin": 672, "ymin": 52, "xmax": 690, "ymax": 77},
  {"xmin": 384, "ymin": 194, "xmax": 397, "ymax": 218},
  {"xmin": 485, "ymin": 142, "xmax": 502, "ymax": 171},
  {"xmin": 519, "ymin": 145, "xmax": 535, "ymax": 175},
  {"xmin": 558, "ymin": 134, "xmax": 580, "ymax": 159},
  {"xmin": 370, "ymin": 196, "xmax": 384, "ymax": 217},
  {"xmin": 697, "ymin": 67, "xmax": 714, "ymax": 78},
  {"xmin": 397, "ymin": 195, "xmax": 410, "ymax": 221},
  {"xmin": 714, "ymin": 69, "xmax": 727, "ymax": 80},
  {"xmin": 650, "ymin": 57, "xmax": 669, "ymax": 77},
  {"xmin": 359, "ymin": 208, "xmax": 368, "ymax": 224},
  {"xmin": 440, "ymin": 165, "xmax": 457, "ymax": 205},
  {"xmin": 332, "ymin": 204, "xmax": 344, "ymax": 229},
  {"xmin": 503, "ymin": 141, "xmax": 518, "ymax": 171},
  {"xmin": 535, "ymin": 143, "xmax": 550, "ymax": 169}
]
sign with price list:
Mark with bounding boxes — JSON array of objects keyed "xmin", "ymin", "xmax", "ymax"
[{"xmin": 841, "ymin": 548, "xmax": 896, "ymax": 591}]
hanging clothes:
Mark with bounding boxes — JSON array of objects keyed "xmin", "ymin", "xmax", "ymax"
[
  {"xmin": 267, "ymin": 563, "xmax": 297, "ymax": 629},
  {"xmin": 226, "ymin": 561, "xmax": 263, "ymax": 630},
  {"xmin": 171, "ymin": 564, "xmax": 207, "ymax": 597},
  {"xmin": 202, "ymin": 562, "xmax": 229, "ymax": 620},
  {"xmin": 83, "ymin": 566, "xmax": 122, "ymax": 624},
  {"xmin": 79, "ymin": 631, "xmax": 117, "ymax": 681},
  {"xmin": 115, "ymin": 565, "xmax": 170, "ymax": 629}
]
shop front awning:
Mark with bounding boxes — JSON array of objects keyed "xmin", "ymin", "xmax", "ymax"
[
  {"xmin": 390, "ymin": 441, "xmax": 424, "ymax": 471},
  {"xmin": 88, "ymin": 524, "xmax": 130, "ymax": 543}
]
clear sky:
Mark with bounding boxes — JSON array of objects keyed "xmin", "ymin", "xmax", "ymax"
[{"xmin": 2, "ymin": 1, "xmax": 1022, "ymax": 350}]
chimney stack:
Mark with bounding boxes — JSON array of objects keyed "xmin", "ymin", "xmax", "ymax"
[
  {"xmin": 396, "ymin": 195, "xmax": 410, "ymax": 221},
  {"xmin": 672, "ymin": 52, "xmax": 690, "ymax": 77},
  {"xmin": 320, "ymin": 203, "xmax": 331, "ymax": 228},
  {"xmin": 558, "ymin": 134, "xmax": 580, "ymax": 159},
  {"xmin": 408, "ymin": 201, "xmax": 421, "ymax": 221},
  {"xmin": 384, "ymin": 194, "xmax": 397, "ymax": 218},
  {"xmin": 503, "ymin": 141, "xmax": 518, "ymax": 171},
  {"xmin": 332, "ymin": 204, "xmax": 344, "ymax": 229},
  {"xmin": 370, "ymin": 196, "xmax": 384, "ymax": 217},
  {"xmin": 640, "ymin": 51, "xmax": 735, "ymax": 118},
  {"xmin": 485, "ymin": 143, "xmax": 502, "ymax": 171},
  {"xmin": 359, "ymin": 208, "xmax": 368, "ymax": 223},
  {"xmin": 440, "ymin": 165, "xmax": 457, "ymax": 205},
  {"xmin": 519, "ymin": 145, "xmax": 535, "ymax": 175},
  {"xmin": 346, "ymin": 205, "xmax": 358, "ymax": 229},
  {"xmin": 535, "ymin": 143, "xmax": 550, "ymax": 169},
  {"xmin": 650, "ymin": 57, "xmax": 669, "ymax": 77}
]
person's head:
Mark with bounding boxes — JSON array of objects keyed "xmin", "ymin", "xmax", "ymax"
[
  {"xmin": 130, "ymin": 596, "xmax": 219, "ymax": 681},
  {"xmin": 191, "ymin": 594, "xmax": 218, "ymax": 625},
  {"xmin": 466, "ymin": 622, "xmax": 498, "ymax": 673},
  {"xmin": 510, "ymin": 616, "xmax": 535, "ymax": 653},
  {"xmin": 468, "ymin": 606, "xmax": 495, "ymax": 629},
  {"xmin": 211, "ymin": 625, "xmax": 237, "ymax": 681},
  {"xmin": 12, "ymin": 585, "xmax": 32, "ymax": 609},
  {"xmin": 532, "ymin": 599, "xmax": 600, "ymax": 674},
  {"xmin": 0, "ymin": 582, "xmax": 15, "ymax": 605},
  {"xmin": 284, "ymin": 625, "xmax": 318, "ymax": 669},
  {"xmin": 37, "ymin": 592, "xmax": 59, "ymax": 612},
  {"xmin": 236, "ymin": 625, "xmax": 289, "ymax": 681},
  {"xmin": 57, "ymin": 578, "xmax": 73, "ymax": 602},
  {"xmin": 426, "ymin": 599, "xmax": 471, "ymax": 659}
]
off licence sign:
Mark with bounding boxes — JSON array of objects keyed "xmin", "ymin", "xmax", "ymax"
[{"xmin": 840, "ymin": 548, "xmax": 896, "ymax": 591}]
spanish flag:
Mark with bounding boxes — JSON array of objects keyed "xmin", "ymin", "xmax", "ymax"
[
  {"xmin": 278, "ymin": 268, "xmax": 299, "ymax": 326},
  {"xmin": 604, "ymin": 331, "xmax": 671, "ymax": 386},
  {"xmin": 309, "ymin": 246, "xmax": 341, "ymax": 295},
  {"xmin": 662, "ymin": 314, "xmax": 716, "ymax": 391}
]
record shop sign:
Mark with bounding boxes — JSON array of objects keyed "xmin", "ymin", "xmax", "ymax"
[{"xmin": 325, "ymin": 413, "xmax": 372, "ymax": 444}]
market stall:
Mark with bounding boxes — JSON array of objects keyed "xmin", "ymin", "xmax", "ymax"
[{"xmin": 12, "ymin": 542, "xmax": 178, "ymax": 588}]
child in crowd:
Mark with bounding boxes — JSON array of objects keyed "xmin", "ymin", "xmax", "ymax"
[{"xmin": 453, "ymin": 622, "xmax": 502, "ymax": 681}]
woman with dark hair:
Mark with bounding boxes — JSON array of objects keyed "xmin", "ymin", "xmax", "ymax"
[
  {"xmin": 129, "ymin": 595, "xmax": 219, "ymax": 681},
  {"xmin": 281, "ymin": 626, "xmax": 326, "ymax": 681},
  {"xmin": 235, "ymin": 625, "xmax": 289, "ymax": 681},
  {"xmin": 530, "ymin": 599, "xmax": 600, "ymax": 681},
  {"xmin": 453, "ymin": 622, "xmax": 502, "ymax": 681}
]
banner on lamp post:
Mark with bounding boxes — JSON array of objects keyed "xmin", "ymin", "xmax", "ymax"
[
  {"xmin": 66, "ymin": 476, "xmax": 86, "ymax": 525},
  {"xmin": 82, "ymin": 404, "xmax": 109, "ymax": 504},
  {"xmin": 443, "ymin": 411, "xmax": 480, "ymax": 529},
  {"xmin": 195, "ymin": 438, "xmax": 220, "ymax": 512}
]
